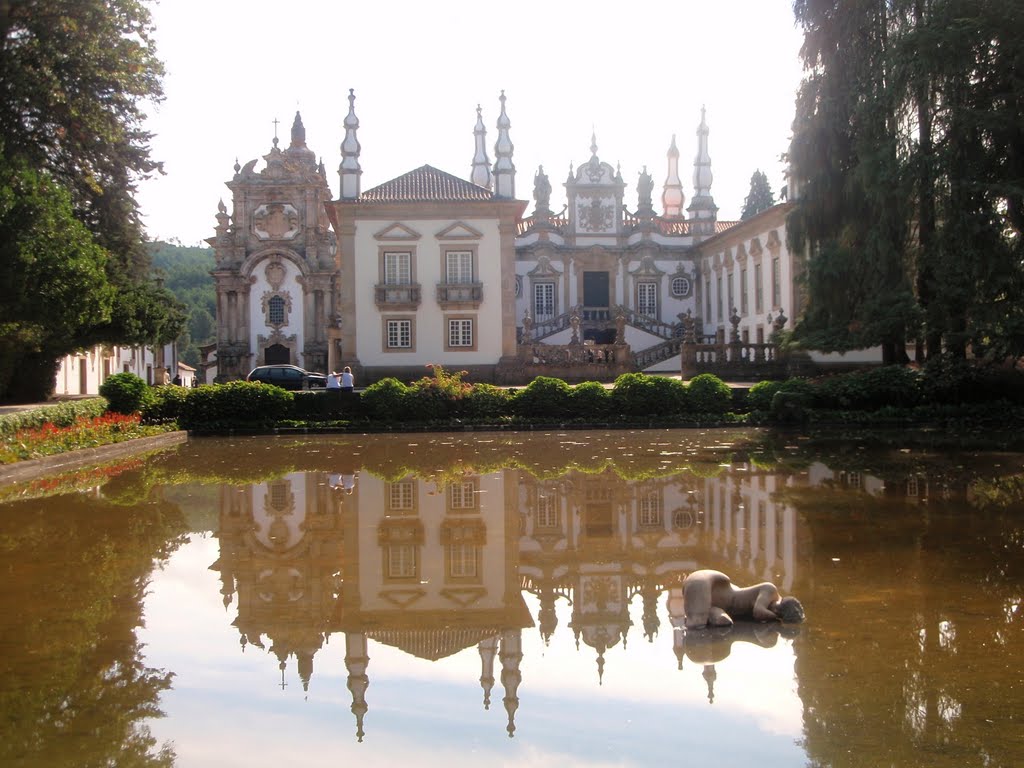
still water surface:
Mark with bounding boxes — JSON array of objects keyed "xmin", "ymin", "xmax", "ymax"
[{"xmin": 1, "ymin": 429, "xmax": 1022, "ymax": 768}]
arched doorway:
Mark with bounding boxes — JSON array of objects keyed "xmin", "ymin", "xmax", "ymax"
[{"xmin": 264, "ymin": 344, "xmax": 290, "ymax": 365}]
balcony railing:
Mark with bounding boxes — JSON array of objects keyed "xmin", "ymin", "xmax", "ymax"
[
  {"xmin": 374, "ymin": 283, "xmax": 421, "ymax": 309},
  {"xmin": 436, "ymin": 282, "xmax": 483, "ymax": 307}
]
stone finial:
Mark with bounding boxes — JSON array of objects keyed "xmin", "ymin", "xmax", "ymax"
[{"xmin": 662, "ymin": 135, "xmax": 684, "ymax": 217}]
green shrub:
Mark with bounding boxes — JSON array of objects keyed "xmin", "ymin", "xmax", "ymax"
[
  {"xmin": 513, "ymin": 376, "xmax": 574, "ymax": 419},
  {"xmin": 746, "ymin": 380, "xmax": 786, "ymax": 411},
  {"xmin": 611, "ymin": 373, "xmax": 687, "ymax": 418},
  {"xmin": 771, "ymin": 390, "xmax": 810, "ymax": 423},
  {"xmin": 405, "ymin": 365, "xmax": 472, "ymax": 421},
  {"xmin": 100, "ymin": 372, "xmax": 153, "ymax": 414},
  {"xmin": 360, "ymin": 377, "xmax": 410, "ymax": 422},
  {"xmin": 0, "ymin": 398, "xmax": 107, "ymax": 436},
  {"xmin": 921, "ymin": 356, "xmax": 1024, "ymax": 405},
  {"xmin": 465, "ymin": 383, "xmax": 514, "ymax": 420},
  {"xmin": 686, "ymin": 373, "xmax": 732, "ymax": 414},
  {"xmin": 572, "ymin": 381, "xmax": 611, "ymax": 420},
  {"xmin": 815, "ymin": 366, "xmax": 922, "ymax": 410},
  {"xmin": 179, "ymin": 381, "xmax": 293, "ymax": 430},
  {"xmin": 143, "ymin": 385, "xmax": 190, "ymax": 424}
]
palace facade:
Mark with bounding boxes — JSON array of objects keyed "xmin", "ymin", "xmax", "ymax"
[{"xmin": 208, "ymin": 92, "xmax": 806, "ymax": 384}]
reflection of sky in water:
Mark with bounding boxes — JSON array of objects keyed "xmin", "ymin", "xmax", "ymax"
[{"xmin": 141, "ymin": 536, "xmax": 804, "ymax": 767}]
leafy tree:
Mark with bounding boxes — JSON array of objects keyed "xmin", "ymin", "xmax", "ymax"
[
  {"xmin": 740, "ymin": 169, "xmax": 776, "ymax": 219},
  {"xmin": 0, "ymin": 1, "xmax": 185, "ymax": 400},
  {"xmin": 788, "ymin": 0, "xmax": 1024, "ymax": 363},
  {"xmin": 0, "ymin": 157, "xmax": 115, "ymax": 401}
]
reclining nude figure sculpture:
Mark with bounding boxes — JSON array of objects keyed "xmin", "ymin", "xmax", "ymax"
[{"xmin": 682, "ymin": 569, "xmax": 805, "ymax": 629}]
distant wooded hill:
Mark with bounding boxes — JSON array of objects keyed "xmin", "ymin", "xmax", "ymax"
[{"xmin": 149, "ymin": 241, "xmax": 215, "ymax": 367}]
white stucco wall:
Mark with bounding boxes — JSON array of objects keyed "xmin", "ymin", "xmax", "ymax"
[{"xmin": 353, "ymin": 218, "xmax": 507, "ymax": 367}]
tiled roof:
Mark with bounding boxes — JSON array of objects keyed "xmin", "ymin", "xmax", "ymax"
[
  {"xmin": 358, "ymin": 165, "xmax": 495, "ymax": 202},
  {"xmin": 716, "ymin": 220, "xmax": 739, "ymax": 233}
]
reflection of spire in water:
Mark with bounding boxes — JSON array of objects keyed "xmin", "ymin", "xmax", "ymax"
[
  {"xmin": 500, "ymin": 630, "xmax": 522, "ymax": 738},
  {"xmin": 703, "ymin": 664, "xmax": 717, "ymax": 704},
  {"xmin": 478, "ymin": 636, "xmax": 498, "ymax": 710},
  {"xmin": 345, "ymin": 632, "xmax": 370, "ymax": 743}
]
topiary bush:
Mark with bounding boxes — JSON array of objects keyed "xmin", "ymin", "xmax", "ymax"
[
  {"xmin": 360, "ymin": 377, "xmax": 410, "ymax": 422},
  {"xmin": 572, "ymin": 380, "xmax": 611, "ymax": 420},
  {"xmin": 685, "ymin": 373, "xmax": 732, "ymax": 414},
  {"xmin": 178, "ymin": 381, "xmax": 293, "ymax": 430},
  {"xmin": 512, "ymin": 376, "xmax": 574, "ymax": 420},
  {"xmin": 611, "ymin": 373, "xmax": 687, "ymax": 418},
  {"xmin": 100, "ymin": 372, "xmax": 153, "ymax": 414}
]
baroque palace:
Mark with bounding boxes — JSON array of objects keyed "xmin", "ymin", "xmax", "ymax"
[{"xmin": 207, "ymin": 91, "xmax": 807, "ymax": 384}]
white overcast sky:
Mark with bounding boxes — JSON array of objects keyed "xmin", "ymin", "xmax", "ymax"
[{"xmin": 136, "ymin": 0, "xmax": 806, "ymax": 247}]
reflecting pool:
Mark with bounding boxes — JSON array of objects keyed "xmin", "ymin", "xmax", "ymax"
[{"xmin": 1, "ymin": 429, "xmax": 1022, "ymax": 767}]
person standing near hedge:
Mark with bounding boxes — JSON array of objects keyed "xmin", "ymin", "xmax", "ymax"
[{"xmin": 326, "ymin": 371, "xmax": 341, "ymax": 390}]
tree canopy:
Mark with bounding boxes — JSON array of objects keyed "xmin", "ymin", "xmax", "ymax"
[
  {"xmin": 787, "ymin": 0, "xmax": 1024, "ymax": 364},
  {"xmin": 740, "ymin": 169, "xmax": 776, "ymax": 220},
  {"xmin": 0, "ymin": 0, "xmax": 185, "ymax": 400}
]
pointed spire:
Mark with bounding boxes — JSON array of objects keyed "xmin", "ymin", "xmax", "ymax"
[
  {"xmin": 492, "ymin": 90, "xmax": 515, "ymax": 198},
  {"xmin": 471, "ymin": 105, "xmax": 493, "ymax": 189},
  {"xmin": 688, "ymin": 106, "xmax": 718, "ymax": 236},
  {"xmin": 290, "ymin": 111, "xmax": 306, "ymax": 147},
  {"xmin": 692, "ymin": 105, "xmax": 713, "ymax": 198},
  {"xmin": 590, "ymin": 130, "xmax": 598, "ymax": 159},
  {"xmin": 339, "ymin": 89, "xmax": 362, "ymax": 199},
  {"xmin": 662, "ymin": 134, "xmax": 685, "ymax": 217}
]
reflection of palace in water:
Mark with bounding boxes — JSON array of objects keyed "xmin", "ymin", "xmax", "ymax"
[{"xmin": 211, "ymin": 461, "xmax": 807, "ymax": 740}]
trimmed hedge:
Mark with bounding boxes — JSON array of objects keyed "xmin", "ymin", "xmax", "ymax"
[{"xmin": 178, "ymin": 381, "xmax": 293, "ymax": 430}]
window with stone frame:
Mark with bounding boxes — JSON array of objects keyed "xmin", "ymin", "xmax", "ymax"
[
  {"xmin": 637, "ymin": 281, "xmax": 658, "ymax": 318},
  {"xmin": 533, "ymin": 282, "xmax": 556, "ymax": 321},
  {"xmin": 727, "ymin": 272, "xmax": 734, "ymax": 316},
  {"xmin": 741, "ymin": 268, "xmax": 749, "ymax": 314},
  {"xmin": 448, "ymin": 479, "xmax": 477, "ymax": 511},
  {"xmin": 446, "ymin": 317, "xmax": 474, "ymax": 349},
  {"xmin": 536, "ymin": 491, "xmax": 559, "ymax": 529},
  {"xmin": 638, "ymin": 489, "xmax": 663, "ymax": 528},
  {"xmin": 385, "ymin": 318, "xmax": 413, "ymax": 349},
  {"xmin": 387, "ymin": 481, "xmax": 416, "ymax": 512},
  {"xmin": 671, "ymin": 275, "xmax": 691, "ymax": 298},
  {"xmin": 386, "ymin": 544, "xmax": 417, "ymax": 579},
  {"xmin": 445, "ymin": 250, "xmax": 473, "ymax": 284},
  {"xmin": 446, "ymin": 542, "xmax": 480, "ymax": 579},
  {"xmin": 268, "ymin": 295, "xmax": 286, "ymax": 326},
  {"xmin": 383, "ymin": 251, "xmax": 412, "ymax": 284}
]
